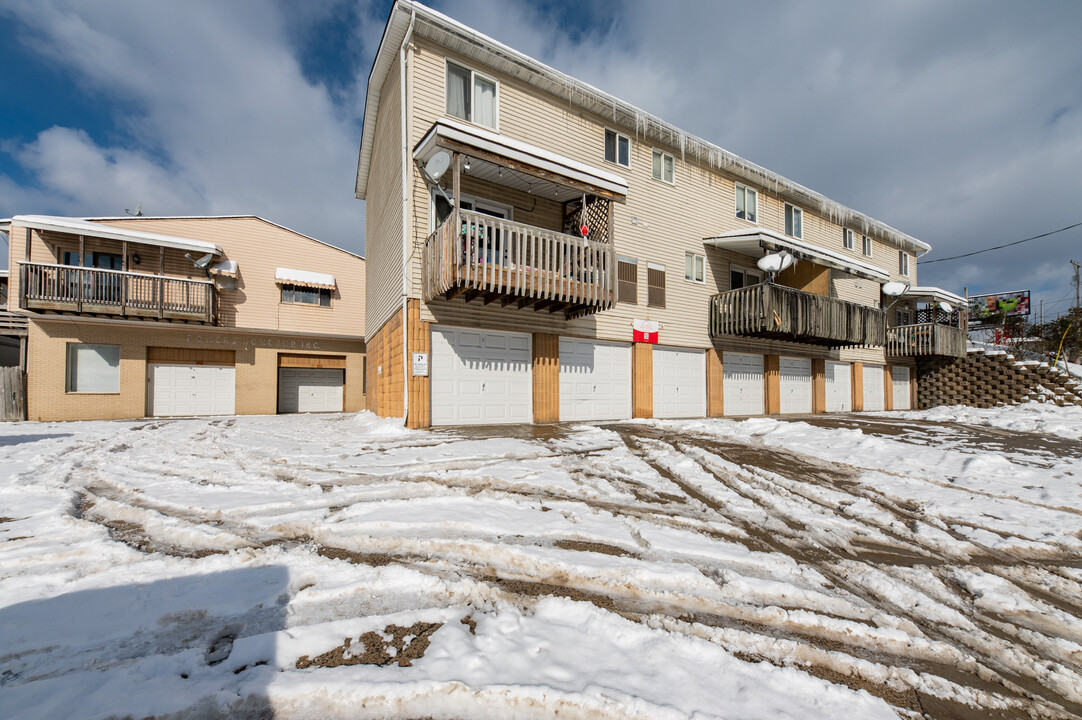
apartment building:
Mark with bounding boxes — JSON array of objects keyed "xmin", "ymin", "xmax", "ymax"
[
  {"xmin": 3, "ymin": 215, "xmax": 366, "ymax": 421},
  {"xmin": 356, "ymin": 1, "xmax": 967, "ymax": 428}
]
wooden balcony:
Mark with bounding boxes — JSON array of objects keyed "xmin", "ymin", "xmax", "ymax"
[
  {"xmin": 19, "ymin": 262, "xmax": 215, "ymax": 324},
  {"xmin": 423, "ymin": 208, "xmax": 615, "ymax": 319},
  {"xmin": 886, "ymin": 322, "xmax": 967, "ymax": 358},
  {"xmin": 710, "ymin": 283, "xmax": 885, "ymax": 347}
]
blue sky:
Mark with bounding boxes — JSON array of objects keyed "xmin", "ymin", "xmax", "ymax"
[{"xmin": 2, "ymin": 0, "xmax": 1081, "ymax": 320}]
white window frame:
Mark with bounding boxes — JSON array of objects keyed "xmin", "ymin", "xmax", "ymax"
[
  {"xmin": 430, "ymin": 188, "xmax": 513, "ymax": 231},
  {"xmin": 684, "ymin": 252, "xmax": 705, "ymax": 284},
  {"xmin": 843, "ymin": 228, "xmax": 854, "ymax": 250},
  {"xmin": 445, "ymin": 59, "xmax": 499, "ymax": 131},
  {"xmin": 784, "ymin": 203, "xmax": 803, "ymax": 239},
  {"xmin": 604, "ymin": 128, "xmax": 630, "ymax": 168},
  {"xmin": 898, "ymin": 250, "xmax": 909, "ymax": 275},
  {"xmin": 862, "ymin": 235, "xmax": 873, "ymax": 257},
  {"xmin": 651, "ymin": 149, "xmax": 675, "ymax": 184},
  {"xmin": 729, "ymin": 264, "xmax": 762, "ymax": 290},
  {"xmin": 66, "ymin": 343, "xmax": 121, "ymax": 394},
  {"xmin": 735, "ymin": 183, "xmax": 758, "ymax": 223}
]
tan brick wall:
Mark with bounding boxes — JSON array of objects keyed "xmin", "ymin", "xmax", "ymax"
[{"xmin": 27, "ymin": 319, "xmax": 365, "ymax": 421}]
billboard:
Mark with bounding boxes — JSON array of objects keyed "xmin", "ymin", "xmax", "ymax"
[{"xmin": 967, "ymin": 290, "xmax": 1030, "ymax": 326}]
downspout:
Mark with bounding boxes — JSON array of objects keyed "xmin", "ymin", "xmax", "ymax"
[{"xmin": 399, "ymin": 8, "xmax": 416, "ymax": 422}]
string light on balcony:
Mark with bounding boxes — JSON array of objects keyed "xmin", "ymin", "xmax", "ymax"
[{"xmin": 463, "ymin": 156, "xmax": 471, "ymax": 172}]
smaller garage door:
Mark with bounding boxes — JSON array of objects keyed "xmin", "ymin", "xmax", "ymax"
[
  {"xmin": 431, "ymin": 327, "xmax": 532, "ymax": 426},
  {"xmin": 779, "ymin": 357, "xmax": 812, "ymax": 414},
  {"xmin": 723, "ymin": 352, "xmax": 764, "ymax": 416},
  {"xmin": 559, "ymin": 338, "xmax": 632, "ymax": 422},
  {"xmin": 824, "ymin": 361, "xmax": 851, "ymax": 412},
  {"xmin": 862, "ymin": 364, "xmax": 885, "ymax": 411},
  {"xmin": 279, "ymin": 368, "xmax": 344, "ymax": 413},
  {"xmin": 653, "ymin": 346, "xmax": 706, "ymax": 419},
  {"xmin": 891, "ymin": 366, "xmax": 911, "ymax": 410}
]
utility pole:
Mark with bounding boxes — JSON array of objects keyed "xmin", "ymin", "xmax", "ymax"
[{"xmin": 1071, "ymin": 260, "xmax": 1081, "ymax": 310}]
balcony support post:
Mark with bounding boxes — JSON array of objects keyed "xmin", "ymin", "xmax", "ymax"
[
  {"xmin": 158, "ymin": 246, "xmax": 165, "ymax": 318},
  {"xmin": 120, "ymin": 241, "xmax": 128, "ymax": 316},
  {"xmin": 76, "ymin": 235, "xmax": 84, "ymax": 313}
]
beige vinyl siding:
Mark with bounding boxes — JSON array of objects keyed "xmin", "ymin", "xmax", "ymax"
[
  {"xmin": 366, "ymin": 54, "xmax": 406, "ymax": 337},
  {"xmin": 87, "ymin": 217, "xmax": 364, "ymax": 338},
  {"xmin": 403, "ymin": 37, "xmax": 913, "ymax": 356}
]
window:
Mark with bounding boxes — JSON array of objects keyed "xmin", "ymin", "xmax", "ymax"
[
  {"xmin": 896, "ymin": 309, "xmax": 913, "ymax": 326},
  {"xmin": 445, "ymin": 60, "xmax": 497, "ymax": 129},
  {"xmin": 862, "ymin": 235, "xmax": 873, "ymax": 257},
  {"xmin": 899, "ymin": 250, "xmax": 909, "ymax": 276},
  {"xmin": 651, "ymin": 149, "xmax": 674, "ymax": 184},
  {"xmin": 843, "ymin": 228, "xmax": 854, "ymax": 250},
  {"xmin": 684, "ymin": 252, "xmax": 704, "ymax": 283},
  {"xmin": 729, "ymin": 265, "xmax": 762, "ymax": 290},
  {"xmin": 617, "ymin": 256, "xmax": 638, "ymax": 304},
  {"xmin": 647, "ymin": 263, "xmax": 666, "ymax": 307},
  {"xmin": 605, "ymin": 129, "xmax": 630, "ymax": 167},
  {"xmin": 784, "ymin": 204, "xmax": 802, "ymax": 239},
  {"xmin": 735, "ymin": 184, "xmax": 757, "ymax": 223},
  {"xmin": 281, "ymin": 285, "xmax": 331, "ymax": 307},
  {"xmin": 67, "ymin": 343, "xmax": 120, "ymax": 393}
]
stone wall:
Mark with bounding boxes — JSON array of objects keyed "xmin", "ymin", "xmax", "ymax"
[{"xmin": 916, "ymin": 348, "xmax": 1081, "ymax": 409}]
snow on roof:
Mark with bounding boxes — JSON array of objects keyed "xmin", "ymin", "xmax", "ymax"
[
  {"xmin": 902, "ymin": 286, "xmax": 967, "ymax": 305},
  {"xmin": 275, "ymin": 267, "xmax": 336, "ymax": 289},
  {"xmin": 356, "ymin": 1, "xmax": 930, "ymax": 255},
  {"xmin": 210, "ymin": 260, "xmax": 239, "ymax": 278},
  {"xmin": 414, "ymin": 119, "xmax": 628, "ymax": 198},
  {"xmin": 704, "ymin": 227, "xmax": 890, "ymax": 282},
  {"xmin": 12, "ymin": 215, "xmax": 222, "ymax": 255}
]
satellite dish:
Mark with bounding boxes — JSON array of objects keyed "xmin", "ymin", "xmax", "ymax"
[
  {"xmin": 424, "ymin": 151, "xmax": 451, "ymax": 182},
  {"xmin": 882, "ymin": 281, "xmax": 910, "ymax": 297},
  {"xmin": 185, "ymin": 252, "xmax": 214, "ymax": 269},
  {"xmin": 938, "ymin": 301, "xmax": 954, "ymax": 313},
  {"xmin": 756, "ymin": 252, "xmax": 794, "ymax": 274}
]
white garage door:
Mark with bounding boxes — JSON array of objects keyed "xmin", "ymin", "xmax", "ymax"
[
  {"xmin": 824, "ymin": 361, "xmax": 851, "ymax": 412},
  {"xmin": 723, "ymin": 352, "xmax": 764, "ymax": 416},
  {"xmin": 559, "ymin": 338, "xmax": 632, "ymax": 422},
  {"xmin": 431, "ymin": 326, "xmax": 532, "ymax": 426},
  {"xmin": 862, "ymin": 364, "xmax": 885, "ymax": 411},
  {"xmin": 779, "ymin": 357, "xmax": 813, "ymax": 414},
  {"xmin": 278, "ymin": 368, "xmax": 344, "ymax": 413},
  {"xmin": 892, "ymin": 366, "xmax": 911, "ymax": 410},
  {"xmin": 149, "ymin": 364, "xmax": 235, "ymax": 417},
  {"xmin": 653, "ymin": 346, "xmax": 706, "ymax": 419}
]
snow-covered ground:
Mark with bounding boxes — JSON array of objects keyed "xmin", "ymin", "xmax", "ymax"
[{"xmin": 2, "ymin": 406, "xmax": 1081, "ymax": 719}]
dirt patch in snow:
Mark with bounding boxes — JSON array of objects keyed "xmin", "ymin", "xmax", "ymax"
[
  {"xmin": 553, "ymin": 539, "xmax": 633, "ymax": 557},
  {"xmin": 295, "ymin": 621, "xmax": 443, "ymax": 669},
  {"xmin": 316, "ymin": 545, "xmax": 404, "ymax": 567}
]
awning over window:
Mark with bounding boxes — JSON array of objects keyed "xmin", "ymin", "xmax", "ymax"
[
  {"xmin": 12, "ymin": 215, "xmax": 222, "ymax": 255},
  {"xmin": 210, "ymin": 260, "xmax": 238, "ymax": 278},
  {"xmin": 275, "ymin": 267, "xmax": 335, "ymax": 289},
  {"xmin": 703, "ymin": 227, "xmax": 890, "ymax": 282}
]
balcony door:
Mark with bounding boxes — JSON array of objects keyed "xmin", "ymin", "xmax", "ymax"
[{"xmin": 62, "ymin": 251, "xmax": 122, "ymax": 304}]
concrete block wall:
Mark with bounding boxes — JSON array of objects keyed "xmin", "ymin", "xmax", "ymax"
[{"xmin": 916, "ymin": 348, "xmax": 1082, "ymax": 409}]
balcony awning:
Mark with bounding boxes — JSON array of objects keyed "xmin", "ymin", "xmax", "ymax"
[
  {"xmin": 12, "ymin": 215, "xmax": 222, "ymax": 255},
  {"xmin": 703, "ymin": 227, "xmax": 889, "ymax": 282},
  {"xmin": 902, "ymin": 286, "xmax": 966, "ymax": 305},
  {"xmin": 275, "ymin": 267, "xmax": 335, "ymax": 289},
  {"xmin": 413, "ymin": 119, "xmax": 628, "ymax": 201}
]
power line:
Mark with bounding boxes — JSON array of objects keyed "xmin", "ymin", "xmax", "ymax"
[{"xmin": 918, "ymin": 221, "xmax": 1082, "ymax": 265}]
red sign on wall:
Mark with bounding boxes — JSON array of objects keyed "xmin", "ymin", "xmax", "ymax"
[{"xmin": 633, "ymin": 319, "xmax": 659, "ymax": 344}]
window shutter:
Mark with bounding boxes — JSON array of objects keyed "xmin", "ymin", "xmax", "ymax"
[
  {"xmin": 618, "ymin": 258, "xmax": 638, "ymax": 304},
  {"xmin": 647, "ymin": 264, "xmax": 666, "ymax": 308}
]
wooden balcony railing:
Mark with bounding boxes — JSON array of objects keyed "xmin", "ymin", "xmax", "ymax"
[
  {"xmin": 19, "ymin": 262, "xmax": 214, "ymax": 324},
  {"xmin": 886, "ymin": 322, "xmax": 967, "ymax": 358},
  {"xmin": 710, "ymin": 283, "xmax": 885, "ymax": 347},
  {"xmin": 423, "ymin": 208, "xmax": 615, "ymax": 318}
]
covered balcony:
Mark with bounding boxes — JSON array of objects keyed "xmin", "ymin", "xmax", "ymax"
[
  {"xmin": 13, "ymin": 215, "xmax": 220, "ymax": 325},
  {"xmin": 886, "ymin": 286, "xmax": 968, "ymax": 358},
  {"xmin": 704, "ymin": 227, "xmax": 888, "ymax": 347},
  {"xmin": 415, "ymin": 119, "xmax": 626, "ymax": 319}
]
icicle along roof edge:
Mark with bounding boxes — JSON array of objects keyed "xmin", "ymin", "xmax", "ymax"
[{"xmin": 357, "ymin": 0, "xmax": 930, "ymax": 255}]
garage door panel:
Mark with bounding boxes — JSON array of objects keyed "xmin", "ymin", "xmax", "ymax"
[
  {"xmin": 432, "ymin": 327, "xmax": 532, "ymax": 426},
  {"xmin": 825, "ymin": 361, "xmax": 851, "ymax": 412},
  {"xmin": 779, "ymin": 357, "xmax": 812, "ymax": 415},
  {"xmin": 150, "ymin": 364, "xmax": 235, "ymax": 417},
  {"xmin": 278, "ymin": 368, "xmax": 344, "ymax": 413},
  {"xmin": 862, "ymin": 365, "xmax": 885, "ymax": 412},
  {"xmin": 653, "ymin": 347, "xmax": 706, "ymax": 419},
  {"xmin": 723, "ymin": 352, "xmax": 764, "ymax": 416},
  {"xmin": 892, "ymin": 366, "xmax": 911, "ymax": 410},
  {"xmin": 559, "ymin": 338, "xmax": 631, "ymax": 422}
]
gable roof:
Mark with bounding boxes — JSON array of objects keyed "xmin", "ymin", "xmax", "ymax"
[{"xmin": 356, "ymin": 1, "xmax": 930, "ymax": 255}]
